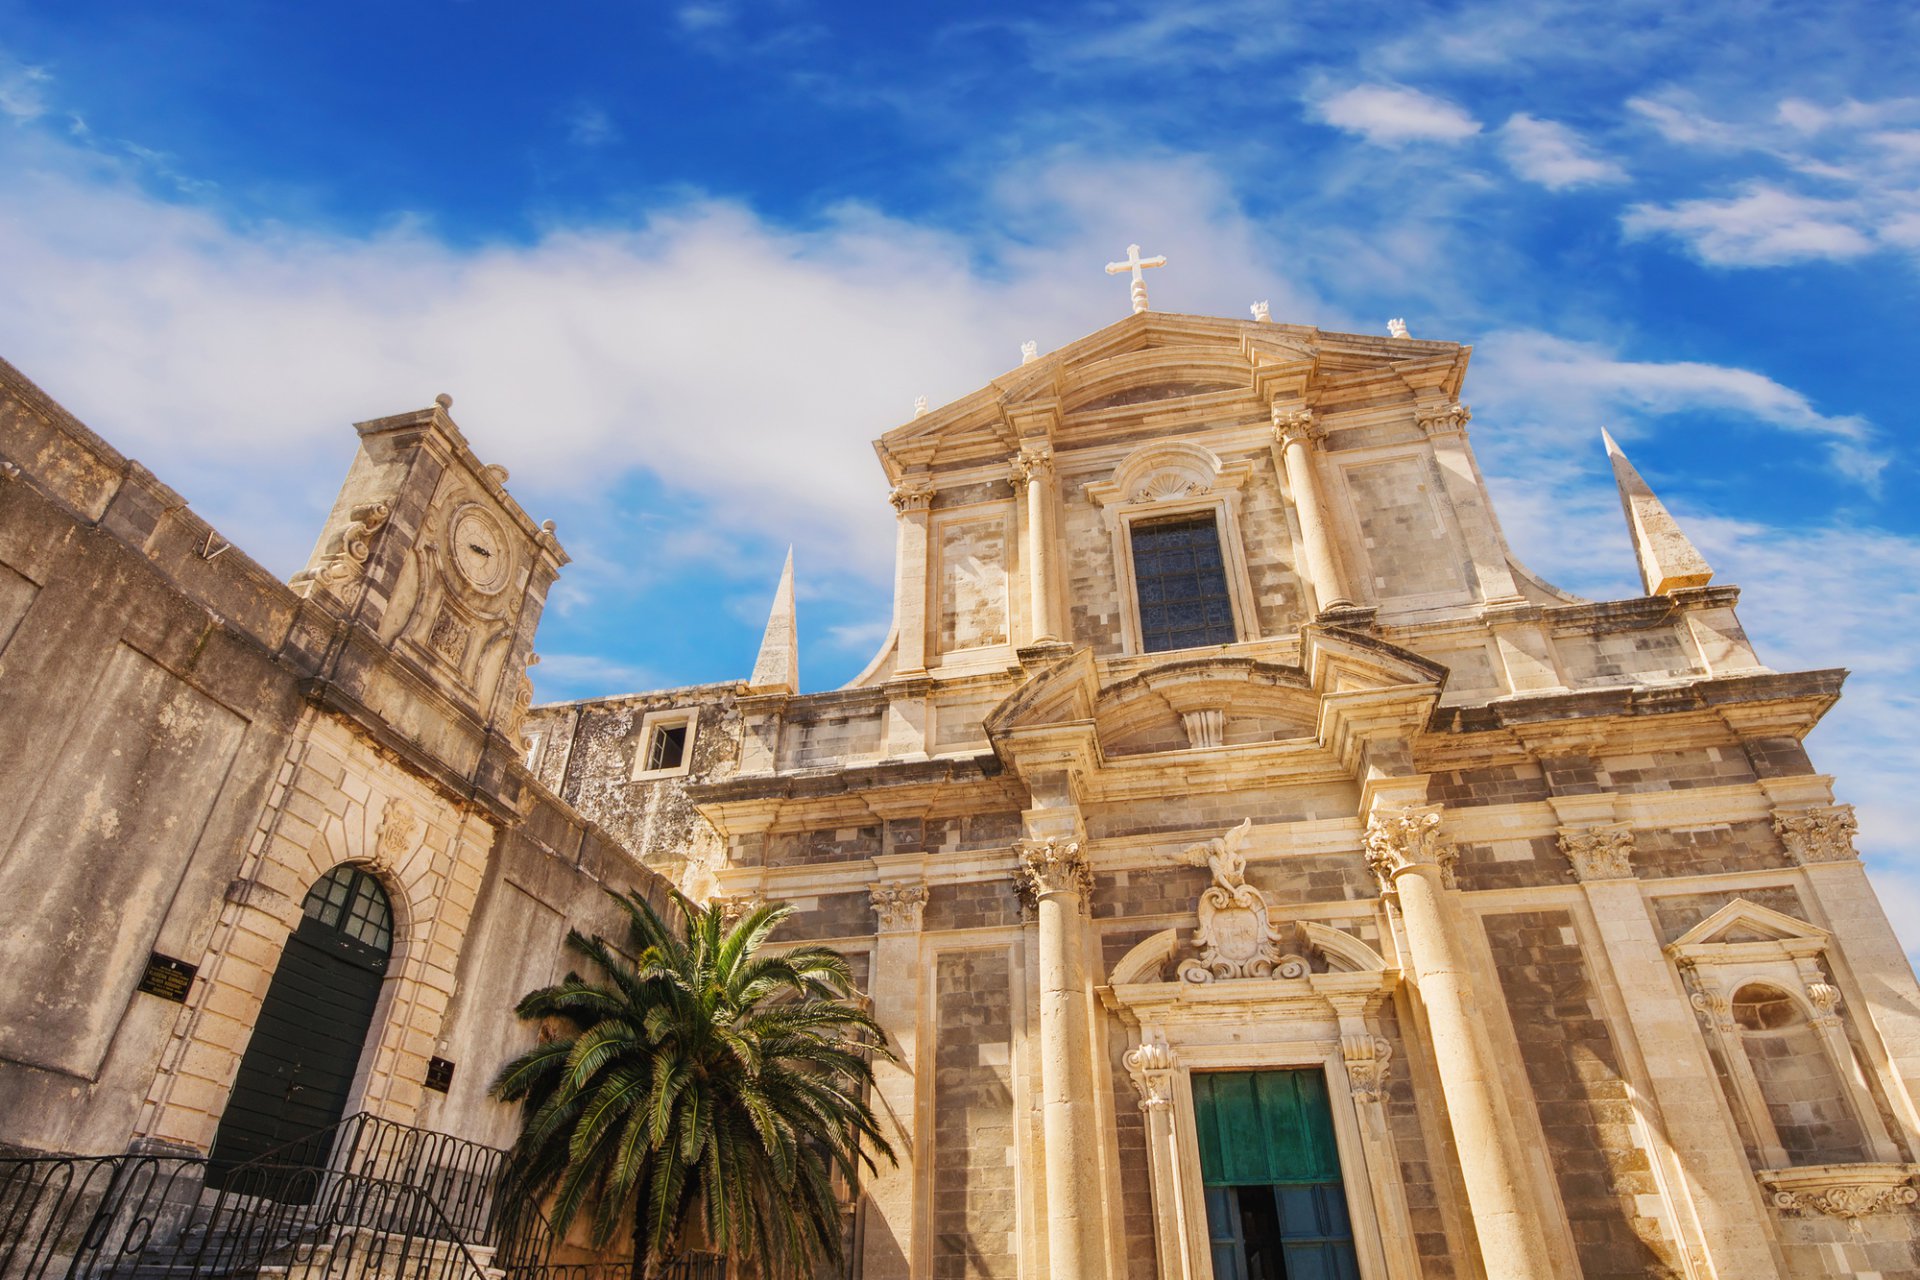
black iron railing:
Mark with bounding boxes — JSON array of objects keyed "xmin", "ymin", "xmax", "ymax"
[{"xmin": 0, "ymin": 1115, "xmax": 726, "ymax": 1280}]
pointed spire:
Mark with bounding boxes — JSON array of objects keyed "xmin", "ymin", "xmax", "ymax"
[
  {"xmin": 1602, "ymin": 430, "xmax": 1713, "ymax": 596},
  {"xmin": 748, "ymin": 548, "xmax": 799, "ymax": 695}
]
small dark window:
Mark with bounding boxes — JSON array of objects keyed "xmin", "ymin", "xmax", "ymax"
[
  {"xmin": 646, "ymin": 722, "xmax": 689, "ymax": 772},
  {"xmin": 1131, "ymin": 514, "xmax": 1237, "ymax": 653}
]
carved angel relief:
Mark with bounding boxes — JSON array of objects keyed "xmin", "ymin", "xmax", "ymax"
[{"xmin": 1178, "ymin": 819, "xmax": 1303, "ymax": 983}]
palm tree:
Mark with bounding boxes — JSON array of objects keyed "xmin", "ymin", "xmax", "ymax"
[{"xmin": 491, "ymin": 889, "xmax": 895, "ymax": 1280}]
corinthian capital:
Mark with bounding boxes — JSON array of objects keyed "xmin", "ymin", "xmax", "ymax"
[
  {"xmin": 888, "ymin": 479, "xmax": 935, "ymax": 513},
  {"xmin": 1558, "ymin": 824, "xmax": 1635, "ymax": 882},
  {"xmin": 1009, "ymin": 444, "xmax": 1054, "ymax": 487},
  {"xmin": 869, "ymin": 881, "xmax": 929, "ymax": 932},
  {"xmin": 1012, "ymin": 836, "xmax": 1092, "ymax": 905},
  {"xmin": 1271, "ymin": 405, "xmax": 1321, "ymax": 447},
  {"xmin": 1363, "ymin": 804, "xmax": 1458, "ymax": 894},
  {"xmin": 1415, "ymin": 403, "xmax": 1472, "ymax": 437},
  {"xmin": 1773, "ymin": 805, "xmax": 1858, "ymax": 864}
]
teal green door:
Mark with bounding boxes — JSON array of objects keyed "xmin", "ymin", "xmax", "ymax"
[{"xmin": 1192, "ymin": 1070, "xmax": 1360, "ymax": 1280}]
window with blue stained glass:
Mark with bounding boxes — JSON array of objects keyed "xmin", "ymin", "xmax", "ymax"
[{"xmin": 1130, "ymin": 513, "xmax": 1237, "ymax": 653}]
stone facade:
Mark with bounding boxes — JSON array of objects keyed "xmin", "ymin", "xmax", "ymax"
[
  {"xmin": 0, "ymin": 358, "xmax": 668, "ymax": 1168},
  {"xmin": 6, "ymin": 304, "xmax": 1920, "ymax": 1280}
]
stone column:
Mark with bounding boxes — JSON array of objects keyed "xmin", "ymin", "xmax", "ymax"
[
  {"xmin": 862, "ymin": 879, "xmax": 929, "ymax": 1280},
  {"xmin": 1557, "ymin": 823, "xmax": 1786, "ymax": 1277},
  {"xmin": 889, "ymin": 479, "xmax": 934, "ymax": 675},
  {"xmin": 1364, "ymin": 805, "xmax": 1554, "ymax": 1280},
  {"xmin": 1271, "ymin": 407, "xmax": 1353, "ymax": 614},
  {"xmin": 1415, "ymin": 404, "xmax": 1521, "ymax": 603},
  {"xmin": 1774, "ymin": 802, "xmax": 1920, "ymax": 1136},
  {"xmin": 1012, "ymin": 445, "xmax": 1060, "ymax": 643},
  {"xmin": 1124, "ymin": 1034, "xmax": 1198, "ymax": 1280},
  {"xmin": 1016, "ymin": 837, "xmax": 1104, "ymax": 1280}
]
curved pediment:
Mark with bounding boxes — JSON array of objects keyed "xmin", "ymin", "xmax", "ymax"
[{"xmin": 1098, "ymin": 658, "xmax": 1317, "ymax": 756}]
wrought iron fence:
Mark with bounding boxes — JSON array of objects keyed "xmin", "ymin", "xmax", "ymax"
[{"xmin": 0, "ymin": 1115, "xmax": 726, "ymax": 1280}]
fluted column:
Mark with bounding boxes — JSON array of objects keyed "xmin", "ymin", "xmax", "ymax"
[
  {"xmin": 889, "ymin": 479, "xmax": 934, "ymax": 674},
  {"xmin": 1012, "ymin": 445, "xmax": 1060, "ymax": 643},
  {"xmin": 1365, "ymin": 805, "xmax": 1554, "ymax": 1280},
  {"xmin": 1271, "ymin": 407, "xmax": 1353, "ymax": 613},
  {"xmin": 1016, "ymin": 837, "xmax": 1103, "ymax": 1280}
]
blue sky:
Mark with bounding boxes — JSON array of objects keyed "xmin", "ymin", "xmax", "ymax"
[{"xmin": 2, "ymin": 0, "xmax": 1918, "ymax": 941}]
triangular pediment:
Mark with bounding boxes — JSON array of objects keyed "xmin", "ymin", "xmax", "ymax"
[
  {"xmin": 1670, "ymin": 899, "xmax": 1829, "ymax": 950},
  {"xmin": 876, "ymin": 310, "xmax": 1469, "ymax": 479}
]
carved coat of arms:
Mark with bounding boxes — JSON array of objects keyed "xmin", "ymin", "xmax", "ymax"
[{"xmin": 1178, "ymin": 818, "xmax": 1294, "ymax": 983}]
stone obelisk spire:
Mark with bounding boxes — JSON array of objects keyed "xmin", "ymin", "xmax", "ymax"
[
  {"xmin": 748, "ymin": 547, "xmax": 799, "ymax": 695},
  {"xmin": 1602, "ymin": 430, "xmax": 1713, "ymax": 596}
]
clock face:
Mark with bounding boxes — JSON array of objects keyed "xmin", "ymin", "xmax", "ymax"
[{"xmin": 450, "ymin": 508, "xmax": 510, "ymax": 593}]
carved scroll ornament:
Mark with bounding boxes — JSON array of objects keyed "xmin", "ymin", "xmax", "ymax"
[
  {"xmin": 292, "ymin": 501, "xmax": 391, "ymax": 599},
  {"xmin": 1178, "ymin": 819, "xmax": 1302, "ymax": 983},
  {"xmin": 869, "ymin": 881, "xmax": 929, "ymax": 932},
  {"xmin": 1774, "ymin": 805, "xmax": 1859, "ymax": 864},
  {"xmin": 1013, "ymin": 837, "xmax": 1092, "ymax": 908},
  {"xmin": 1559, "ymin": 825, "xmax": 1635, "ymax": 882},
  {"xmin": 1363, "ymin": 805, "xmax": 1458, "ymax": 895}
]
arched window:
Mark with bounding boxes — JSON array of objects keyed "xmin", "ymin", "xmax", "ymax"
[
  {"xmin": 302, "ymin": 863, "xmax": 394, "ymax": 955},
  {"xmin": 1729, "ymin": 982, "xmax": 1867, "ymax": 1166}
]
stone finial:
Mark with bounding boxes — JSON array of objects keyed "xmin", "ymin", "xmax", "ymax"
[
  {"xmin": 1774, "ymin": 805, "xmax": 1858, "ymax": 864},
  {"xmin": 1601, "ymin": 430, "xmax": 1714, "ymax": 596},
  {"xmin": 913, "ymin": 395, "xmax": 929, "ymax": 418},
  {"xmin": 1558, "ymin": 824, "xmax": 1635, "ymax": 881},
  {"xmin": 869, "ymin": 882, "xmax": 928, "ymax": 932},
  {"xmin": 747, "ymin": 548, "xmax": 798, "ymax": 696},
  {"xmin": 435, "ymin": 393, "xmax": 454, "ymax": 409},
  {"xmin": 1104, "ymin": 242, "xmax": 1167, "ymax": 314},
  {"xmin": 1021, "ymin": 340, "xmax": 1039, "ymax": 364},
  {"xmin": 1387, "ymin": 318, "xmax": 1410, "ymax": 339},
  {"xmin": 1363, "ymin": 804, "xmax": 1459, "ymax": 894},
  {"xmin": 1250, "ymin": 301, "xmax": 1271, "ymax": 323}
]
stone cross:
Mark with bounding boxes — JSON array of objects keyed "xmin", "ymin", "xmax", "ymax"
[{"xmin": 1105, "ymin": 243, "xmax": 1167, "ymax": 314}]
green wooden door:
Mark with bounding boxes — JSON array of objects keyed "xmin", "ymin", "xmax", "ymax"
[{"xmin": 1192, "ymin": 1070, "xmax": 1360, "ymax": 1280}]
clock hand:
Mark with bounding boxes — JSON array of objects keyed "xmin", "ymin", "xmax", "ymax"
[{"xmin": 468, "ymin": 543, "xmax": 493, "ymax": 557}]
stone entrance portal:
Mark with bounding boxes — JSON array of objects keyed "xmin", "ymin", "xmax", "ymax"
[{"xmin": 207, "ymin": 865, "xmax": 394, "ymax": 1187}]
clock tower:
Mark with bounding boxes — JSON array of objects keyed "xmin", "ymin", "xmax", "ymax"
[{"xmin": 292, "ymin": 394, "xmax": 567, "ymax": 751}]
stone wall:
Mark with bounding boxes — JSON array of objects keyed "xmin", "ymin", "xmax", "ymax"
[{"xmin": 931, "ymin": 949, "xmax": 1017, "ymax": 1280}]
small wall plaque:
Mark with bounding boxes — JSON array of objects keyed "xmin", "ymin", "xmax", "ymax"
[
  {"xmin": 137, "ymin": 954, "xmax": 197, "ymax": 1003},
  {"xmin": 425, "ymin": 1057, "xmax": 456, "ymax": 1093}
]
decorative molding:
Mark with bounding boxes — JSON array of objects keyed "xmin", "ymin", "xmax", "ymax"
[
  {"xmin": 1342, "ymin": 1034, "xmax": 1394, "ymax": 1103},
  {"xmin": 1774, "ymin": 804, "xmax": 1859, "ymax": 864},
  {"xmin": 1415, "ymin": 403, "xmax": 1472, "ymax": 437},
  {"xmin": 869, "ymin": 881, "xmax": 928, "ymax": 933},
  {"xmin": 1084, "ymin": 440, "xmax": 1252, "ymax": 510},
  {"xmin": 888, "ymin": 479, "xmax": 935, "ymax": 513},
  {"xmin": 1178, "ymin": 819, "xmax": 1292, "ymax": 983},
  {"xmin": 1271, "ymin": 406, "xmax": 1322, "ymax": 448},
  {"xmin": 1558, "ymin": 823, "xmax": 1635, "ymax": 882},
  {"xmin": 292, "ymin": 501, "xmax": 391, "ymax": 599},
  {"xmin": 715, "ymin": 893, "xmax": 764, "ymax": 927},
  {"xmin": 1363, "ymin": 805, "xmax": 1458, "ymax": 895},
  {"xmin": 1013, "ymin": 837, "xmax": 1092, "ymax": 907},
  {"xmin": 1180, "ymin": 708, "xmax": 1225, "ymax": 750},
  {"xmin": 1009, "ymin": 444, "xmax": 1054, "ymax": 488},
  {"xmin": 1759, "ymin": 1164, "xmax": 1919, "ymax": 1219},
  {"xmin": 507, "ymin": 653, "xmax": 538, "ymax": 749},
  {"xmin": 1123, "ymin": 1033, "xmax": 1176, "ymax": 1111},
  {"xmin": 374, "ymin": 797, "xmax": 416, "ymax": 871}
]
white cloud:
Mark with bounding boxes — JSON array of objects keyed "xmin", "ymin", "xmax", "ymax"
[
  {"xmin": 1499, "ymin": 114, "xmax": 1626, "ymax": 189},
  {"xmin": 565, "ymin": 104, "xmax": 619, "ymax": 148},
  {"xmin": 0, "ymin": 54, "xmax": 48, "ymax": 122},
  {"xmin": 1468, "ymin": 329, "xmax": 1881, "ymax": 482},
  {"xmin": 1311, "ymin": 84, "xmax": 1481, "ymax": 147},
  {"xmin": 1622, "ymin": 184, "xmax": 1876, "ymax": 267}
]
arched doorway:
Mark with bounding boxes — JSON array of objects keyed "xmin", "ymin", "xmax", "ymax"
[{"xmin": 207, "ymin": 864, "xmax": 394, "ymax": 1187}]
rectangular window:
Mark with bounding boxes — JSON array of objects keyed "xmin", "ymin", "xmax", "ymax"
[
  {"xmin": 632, "ymin": 709, "xmax": 698, "ymax": 780},
  {"xmin": 1130, "ymin": 513, "xmax": 1237, "ymax": 653},
  {"xmin": 1193, "ymin": 1069, "xmax": 1359, "ymax": 1280},
  {"xmin": 646, "ymin": 722, "xmax": 688, "ymax": 772}
]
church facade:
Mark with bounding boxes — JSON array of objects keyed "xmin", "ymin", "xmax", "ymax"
[{"xmin": 3, "ymin": 299, "xmax": 1919, "ymax": 1280}]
